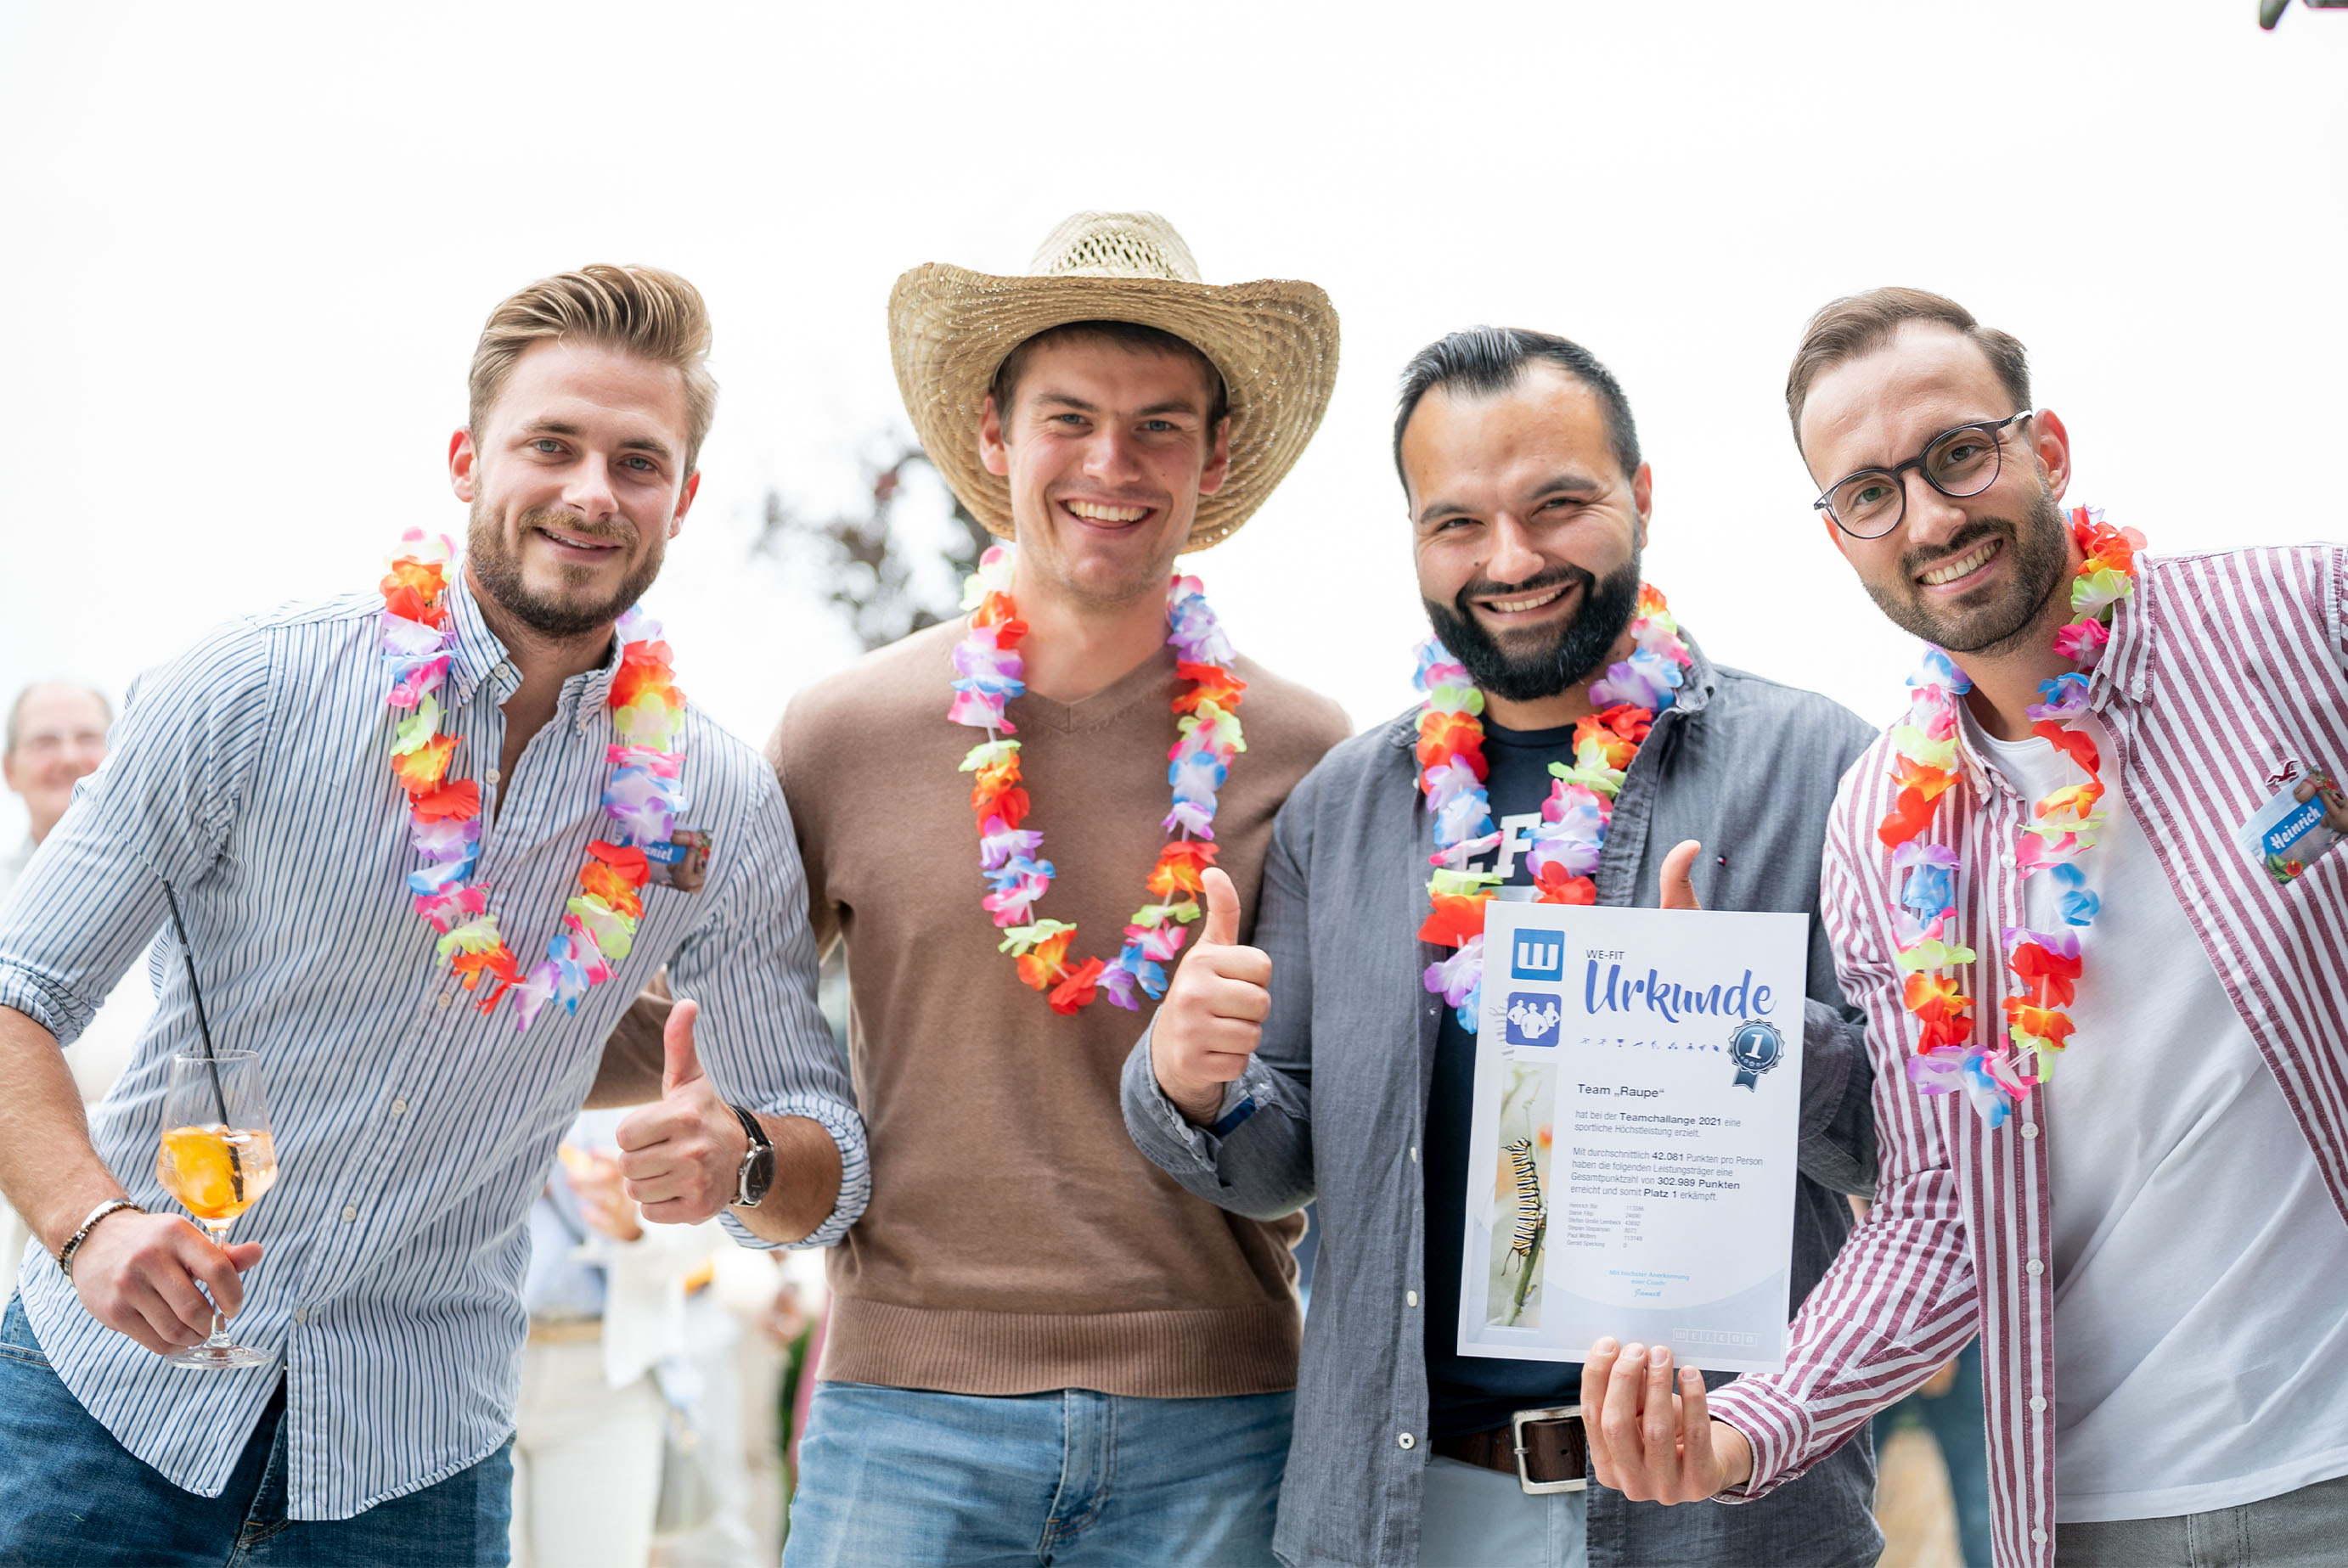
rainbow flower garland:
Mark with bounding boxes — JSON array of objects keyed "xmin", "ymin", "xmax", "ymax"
[
  {"xmin": 1880, "ymin": 506, "xmax": 2145, "ymax": 1127},
  {"xmin": 379, "ymin": 530, "xmax": 689, "ymax": 1029},
  {"xmin": 949, "ymin": 546, "xmax": 1245, "ymax": 1015},
  {"xmin": 1416, "ymin": 585, "xmax": 1694, "ymax": 1031}
]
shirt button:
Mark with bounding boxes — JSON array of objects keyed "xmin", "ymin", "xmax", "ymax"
[
  {"xmin": 1409, "ymin": 1146, "xmax": 1420, "ymax": 1164},
  {"xmin": 293, "ymin": 1307, "xmax": 307, "ymax": 1324},
  {"xmin": 2020, "ymin": 1121, "xmax": 2040, "ymax": 1138},
  {"xmin": 2026, "ymin": 1259, "xmax": 2045, "ymax": 1276},
  {"xmin": 436, "ymin": 992, "xmax": 452, "ymax": 1010},
  {"xmin": 2030, "ymin": 1395, "xmax": 2047, "ymax": 1413},
  {"xmin": 2032, "ymin": 1528, "xmax": 2048, "ymax": 1545},
  {"xmin": 391, "ymin": 1099, "xmax": 408, "ymax": 1116},
  {"xmin": 341, "ymin": 1206, "xmax": 358, "ymax": 1223},
  {"xmin": 1398, "ymin": 1433, "xmax": 1416, "ymax": 1450},
  {"xmin": 1406, "ymin": 1290, "xmax": 1419, "ymax": 1307},
  {"xmin": 487, "ymin": 767, "xmax": 502, "ymax": 784}
]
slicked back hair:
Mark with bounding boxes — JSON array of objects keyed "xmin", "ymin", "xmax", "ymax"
[
  {"xmin": 1393, "ymin": 327, "xmax": 1641, "ymax": 496},
  {"xmin": 468, "ymin": 264, "xmax": 718, "ymax": 473},
  {"xmin": 1786, "ymin": 287, "xmax": 2030, "ymax": 452}
]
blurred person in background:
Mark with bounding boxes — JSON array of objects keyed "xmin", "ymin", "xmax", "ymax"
[
  {"xmin": 603, "ymin": 211, "xmax": 1349, "ymax": 1565},
  {"xmin": 0, "ymin": 683, "xmax": 153, "ymax": 1293},
  {"xmin": 511, "ymin": 1110, "xmax": 718, "ymax": 1568}
]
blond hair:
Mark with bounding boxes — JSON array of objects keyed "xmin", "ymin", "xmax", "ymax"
[{"xmin": 468, "ymin": 264, "xmax": 718, "ymax": 471}]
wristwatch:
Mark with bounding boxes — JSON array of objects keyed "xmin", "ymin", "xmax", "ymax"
[{"xmin": 727, "ymin": 1104, "xmax": 774, "ymax": 1209}]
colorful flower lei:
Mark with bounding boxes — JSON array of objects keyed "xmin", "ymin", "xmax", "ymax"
[
  {"xmin": 380, "ymin": 530, "xmax": 689, "ymax": 1029},
  {"xmin": 1881, "ymin": 506, "xmax": 2144, "ymax": 1127},
  {"xmin": 1416, "ymin": 585, "xmax": 1694, "ymax": 1031},
  {"xmin": 948, "ymin": 545, "xmax": 1246, "ymax": 1014}
]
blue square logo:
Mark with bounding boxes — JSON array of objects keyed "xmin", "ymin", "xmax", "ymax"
[
  {"xmin": 1504, "ymin": 992, "xmax": 1564, "ymax": 1047},
  {"xmin": 1510, "ymin": 927, "xmax": 1565, "ymax": 981}
]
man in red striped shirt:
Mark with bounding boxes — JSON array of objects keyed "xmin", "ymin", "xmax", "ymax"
[{"xmin": 1579, "ymin": 288, "xmax": 2348, "ymax": 1566}]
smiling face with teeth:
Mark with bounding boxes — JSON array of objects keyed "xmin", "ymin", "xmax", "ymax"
[
  {"xmin": 1800, "ymin": 323, "xmax": 2078, "ymax": 660},
  {"xmin": 451, "ymin": 338, "xmax": 700, "ymax": 643},
  {"xmin": 1402, "ymin": 364, "xmax": 1653, "ymax": 724},
  {"xmin": 977, "ymin": 334, "xmax": 1231, "ymax": 615}
]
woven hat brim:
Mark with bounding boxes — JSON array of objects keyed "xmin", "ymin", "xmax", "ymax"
[{"xmin": 888, "ymin": 264, "xmax": 1339, "ymax": 551}]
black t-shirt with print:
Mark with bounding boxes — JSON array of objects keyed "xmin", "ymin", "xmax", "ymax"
[{"xmin": 1422, "ymin": 716, "xmax": 1586, "ymax": 1442}]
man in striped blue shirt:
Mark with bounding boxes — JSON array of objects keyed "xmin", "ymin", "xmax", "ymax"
[{"xmin": 0, "ymin": 265, "xmax": 862, "ymax": 1566}]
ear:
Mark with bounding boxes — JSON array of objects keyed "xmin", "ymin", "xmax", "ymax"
[
  {"xmin": 978, "ymin": 395, "xmax": 1011, "ymax": 479},
  {"xmin": 1197, "ymin": 414, "xmax": 1233, "ymax": 497},
  {"xmin": 2029, "ymin": 408, "xmax": 2072, "ymax": 503},
  {"xmin": 669, "ymin": 469, "xmax": 701, "ymax": 537},
  {"xmin": 1630, "ymin": 462, "xmax": 1654, "ymax": 551},
  {"xmin": 1819, "ymin": 512, "xmax": 1855, "ymax": 564},
  {"xmin": 448, "ymin": 429, "xmax": 479, "ymax": 503}
]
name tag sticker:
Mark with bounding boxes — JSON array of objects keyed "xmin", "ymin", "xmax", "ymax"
[
  {"xmin": 643, "ymin": 829, "xmax": 712, "ymax": 894},
  {"xmin": 2233, "ymin": 768, "xmax": 2345, "ymax": 886}
]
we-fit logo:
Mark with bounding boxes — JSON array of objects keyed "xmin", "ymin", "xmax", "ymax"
[{"xmin": 1510, "ymin": 928, "xmax": 1565, "ymax": 981}]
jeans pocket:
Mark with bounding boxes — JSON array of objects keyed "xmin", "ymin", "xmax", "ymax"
[{"xmin": 0, "ymin": 1299, "xmax": 52, "ymax": 1369}]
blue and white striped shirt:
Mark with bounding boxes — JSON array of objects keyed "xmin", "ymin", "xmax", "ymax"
[{"xmin": 0, "ymin": 568, "xmax": 864, "ymax": 1520}]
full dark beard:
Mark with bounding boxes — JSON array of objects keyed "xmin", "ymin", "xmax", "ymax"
[
  {"xmin": 1863, "ymin": 483, "xmax": 2072, "ymax": 656},
  {"xmin": 1422, "ymin": 555, "xmax": 1645, "ymax": 706},
  {"xmin": 467, "ymin": 503, "xmax": 664, "ymax": 639}
]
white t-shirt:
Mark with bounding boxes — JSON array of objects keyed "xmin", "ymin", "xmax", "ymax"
[{"xmin": 1976, "ymin": 717, "xmax": 2348, "ymax": 1523}]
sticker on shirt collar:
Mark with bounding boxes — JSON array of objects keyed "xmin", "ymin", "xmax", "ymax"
[
  {"xmin": 643, "ymin": 829, "xmax": 711, "ymax": 894},
  {"xmin": 2233, "ymin": 767, "xmax": 2345, "ymax": 886}
]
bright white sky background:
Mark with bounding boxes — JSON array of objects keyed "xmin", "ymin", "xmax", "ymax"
[{"xmin": 2, "ymin": 3, "xmax": 2341, "ymax": 845}]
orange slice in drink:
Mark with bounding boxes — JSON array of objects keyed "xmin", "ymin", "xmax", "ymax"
[{"xmin": 158, "ymin": 1126, "xmax": 263, "ymax": 1222}]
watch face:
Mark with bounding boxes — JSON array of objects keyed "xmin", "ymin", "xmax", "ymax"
[{"xmin": 738, "ymin": 1142, "xmax": 775, "ymax": 1207}]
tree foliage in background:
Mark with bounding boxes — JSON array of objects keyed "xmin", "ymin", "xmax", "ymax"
[{"xmin": 755, "ymin": 445, "xmax": 993, "ymax": 653}]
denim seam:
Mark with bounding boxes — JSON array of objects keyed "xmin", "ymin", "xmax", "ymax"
[{"xmin": 0, "ymin": 1344, "xmax": 49, "ymax": 1370}]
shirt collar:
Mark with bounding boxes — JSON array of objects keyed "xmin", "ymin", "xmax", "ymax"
[
  {"xmin": 442, "ymin": 565, "xmax": 519, "ymax": 707},
  {"xmin": 440, "ymin": 565, "xmax": 628, "ymax": 729}
]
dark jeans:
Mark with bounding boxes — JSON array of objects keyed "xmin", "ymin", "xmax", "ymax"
[
  {"xmin": 1872, "ymin": 1337, "xmax": 1992, "ymax": 1568},
  {"xmin": 0, "ymin": 1296, "xmax": 512, "ymax": 1567}
]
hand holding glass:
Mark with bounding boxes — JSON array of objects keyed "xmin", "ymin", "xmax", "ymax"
[{"xmin": 152, "ymin": 1051, "xmax": 278, "ymax": 1369}]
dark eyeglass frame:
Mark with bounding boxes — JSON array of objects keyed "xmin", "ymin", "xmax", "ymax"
[{"xmin": 1812, "ymin": 410, "xmax": 2036, "ymax": 540}]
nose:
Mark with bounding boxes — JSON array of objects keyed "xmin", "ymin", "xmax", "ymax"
[
  {"xmin": 1080, "ymin": 425, "xmax": 1147, "ymax": 486},
  {"xmin": 561, "ymin": 452, "xmax": 621, "ymax": 521},
  {"xmin": 1484, "ymin": 514, "xmax": 1546, "ymax": 587},
  {"xmin": 1899, "ymin": 466, "xmax": 1971, "ymax": 551}
]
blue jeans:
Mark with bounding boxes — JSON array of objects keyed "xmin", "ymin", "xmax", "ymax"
[
  {"xmin": 784, "ymin": 1382, "xmax": 1292, "ymax": 1566},
  {"xmin": 0, "ymin": 1296, "xmax": 513, "ymax": 1567}
]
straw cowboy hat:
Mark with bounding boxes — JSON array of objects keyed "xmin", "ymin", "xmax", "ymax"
[{"xmin": 887, "ymin": 211, "xmax": 1339, "ymax": 551}]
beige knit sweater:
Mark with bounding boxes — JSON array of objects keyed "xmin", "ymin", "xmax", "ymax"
[{"xmin": 774, "ymin": 621, "xmax": 1349, "ymax": 1397}]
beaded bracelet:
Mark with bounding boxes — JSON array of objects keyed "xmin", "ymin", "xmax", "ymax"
[{"xmin": 56, "ymin": 1199, "xmax": 144, "ymax": 1280}]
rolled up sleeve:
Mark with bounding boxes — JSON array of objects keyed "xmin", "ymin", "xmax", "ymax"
[{"xmin": 667, "ymin": 771, "xmax": 866, "ymax": 1250}]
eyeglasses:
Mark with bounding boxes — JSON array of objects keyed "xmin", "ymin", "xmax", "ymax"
[{"xmin": 1813, "ymin": 411, "xmax": 2035, "ymax": 540}]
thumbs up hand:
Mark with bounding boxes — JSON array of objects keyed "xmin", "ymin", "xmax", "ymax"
[
  {"xmin": 1658, "ymin": 840, "xmax": 1705, "ymax": 912},
  {"xmin": 615, "ymin": 998, "xmax": 750, "ymax": 1225},
  {"xmin": 1151, "ymin": 868, "xmax": 1274, "ymax": 1127}
]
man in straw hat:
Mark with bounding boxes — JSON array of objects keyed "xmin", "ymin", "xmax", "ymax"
[
  {"xmin": 600, "ymin": 211, "xmax": 1349, "ymax": 1563},
  {"xmin": 1128, "ymin": 326, "xmax": 1885, "ymax": 1565}
]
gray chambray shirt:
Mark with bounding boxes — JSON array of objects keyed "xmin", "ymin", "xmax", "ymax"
[{"xmin": 1123, "ymin": 642, "xmax": 1886, "ymax": 1568}]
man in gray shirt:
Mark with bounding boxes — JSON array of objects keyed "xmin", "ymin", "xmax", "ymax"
[{"xmin": 1123, "ymin": 328, "xmax": 1883, "ymax": 1567}]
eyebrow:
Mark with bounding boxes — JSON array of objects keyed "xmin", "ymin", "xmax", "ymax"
[
  {"xmin": 1030, "ymin": 392, "xmax": 1204, "ymax": 420},
  {"xmin": 517, "ymin": 418, "xmax": 678, "ymax": 461},
  {"xmin": 1415, "ymin": 471, "xmax": 1604, "ymax": 527}
]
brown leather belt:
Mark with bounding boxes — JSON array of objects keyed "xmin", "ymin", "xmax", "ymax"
[{"xmin": 1431, "ymin": 1404, "xmax": 1589, "ymax": 1494}]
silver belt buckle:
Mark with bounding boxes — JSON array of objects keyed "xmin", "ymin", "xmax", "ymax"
[{"xmin": 1511, "ymin": 1402, "xmax": 1588, "ymax": 1495}]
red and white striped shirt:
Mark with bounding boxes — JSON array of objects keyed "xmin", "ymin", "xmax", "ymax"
[{"xmin": 1709, "ymin": 544, "xmax": 2348, "ymax": 1567}]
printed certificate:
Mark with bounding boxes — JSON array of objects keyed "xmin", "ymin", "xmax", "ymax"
[{"xmin": 1456, "ymin": 901, "xmax": 1809, "ymax": 1374}]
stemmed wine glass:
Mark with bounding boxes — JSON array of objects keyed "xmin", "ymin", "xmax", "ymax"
[{"xmin": 152, "ymin": 1050, "xmax": 279, "ymax": 1369}]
